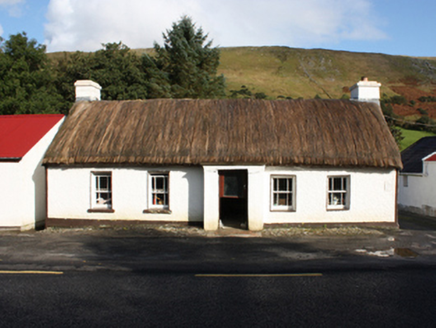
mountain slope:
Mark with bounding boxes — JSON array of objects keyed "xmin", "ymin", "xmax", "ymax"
[{"xmin": 49, "ymin": 46, "xmax": 436, "ymax": 117}]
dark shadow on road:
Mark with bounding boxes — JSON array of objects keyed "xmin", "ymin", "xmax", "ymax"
[{"xmin": 399, "ymin": 211, "xmax": 436, "ymax": 231}]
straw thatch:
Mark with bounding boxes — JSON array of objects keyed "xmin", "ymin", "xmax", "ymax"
[{"xmin": 43, "ymin": 99, "xmax": 402, "ymax": 169}]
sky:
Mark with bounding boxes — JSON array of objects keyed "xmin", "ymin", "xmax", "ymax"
[{"xmin": 0, "ymin": 0, "xmax": 435, "ymax": 57}]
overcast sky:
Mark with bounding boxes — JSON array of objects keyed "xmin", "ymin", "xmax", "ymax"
[{"xmin": 0, "ymin": 0, "xmax": 435, "ymax": 57}]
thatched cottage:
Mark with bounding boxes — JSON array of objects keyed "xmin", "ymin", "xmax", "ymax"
[
  {"xmin": 398, "ymin": 137, "xmax": 436, "ymax": 217},
  {"xmin": 43, "ymin": 79, "xmax": 402, "ymax": 231},
  {"xmin": 0, "ymin": 114, "xmax": 64, "ymax": 230}
]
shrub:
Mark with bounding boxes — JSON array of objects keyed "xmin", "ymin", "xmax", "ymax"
[
  {"xmin": 417, "ymin": 108, "xmax": 428, "ymax": 115},
  {"xmin": 254, "ymin": 92, "xmax": 267, "ymax": 100},
  {"xmin": 390, "ymin": 95, "xmax": 407, "ymax": 105},
  {"xmin": 418, "ymin": 96, "xmax": 436, "ymax": 102}
]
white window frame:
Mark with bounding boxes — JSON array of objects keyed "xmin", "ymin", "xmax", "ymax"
[
  {"xmin": 149, "ymin": 172, "xmax": 169, "ymax": 210},
  {"xmin": 327, "ymin": 175, "xmax": 350, "ymax": 210},
  {"xmin": 91, "ymin": 172, "xmax": 112, "ymax": 209},
  {"xmin": 270, "ymin": 175, "xmax": 296, "ymax": 211}
]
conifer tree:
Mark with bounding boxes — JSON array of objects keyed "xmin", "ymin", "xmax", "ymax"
[{"xmin": 153, "ymin": 16, "xmax": 225, "ymax": 99}]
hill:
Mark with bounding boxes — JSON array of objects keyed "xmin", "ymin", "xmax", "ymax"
[
  {"xmin": 217, "ymin": 47, "xmax": 436, "ymax": 117},
  {"xmin": 49, "ymin": 46, "xmax": 436, "ymax": 119}
]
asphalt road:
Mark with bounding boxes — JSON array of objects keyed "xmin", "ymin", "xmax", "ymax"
[
  {"xmin": 0, "ymin": 211, "xmax": 435, "ymax": 327},
  {"xmin": 1, "ymin": 266, "xmax": 436, "ymax": 328}
]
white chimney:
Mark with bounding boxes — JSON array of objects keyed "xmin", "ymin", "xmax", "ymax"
[
  {"xmin": 350, "ymin": 77, "xmax": 381, "ymax": 104},
  {"xmin": 74, "ymin": 80, "xmax": 102, "ymax": 101}
]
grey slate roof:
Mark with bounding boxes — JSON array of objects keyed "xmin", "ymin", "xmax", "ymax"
[{"xmin": 401, "ymin": 137, "xmax": 436, "ymax": 173}]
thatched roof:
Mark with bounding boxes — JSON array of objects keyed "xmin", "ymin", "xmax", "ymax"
[{"xmin": 43, "ymin": 99, "xmax": 402, "ymax": 169}]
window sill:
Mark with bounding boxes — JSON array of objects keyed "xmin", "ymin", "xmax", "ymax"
[
  {"xmin": 326, "ymin": 207, "xmax": 349, "ymax": 211},
  {"xmin": 143, "ymin": 209, "xmax": 172, "ymax": 214},
  {"xmin": 87, "ymin": 208, "xmax": 115, "ymax": 213},
  {"xmin": 270, "ymin": 208, "xmax": 296, "ymax": 212}
]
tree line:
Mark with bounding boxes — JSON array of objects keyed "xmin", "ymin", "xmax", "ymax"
[{"xmin": 0, "ymin": 16, "xmax": 226, "ymax": 115}]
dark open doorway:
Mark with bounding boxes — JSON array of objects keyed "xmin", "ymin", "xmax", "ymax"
[{"xmin": 219, "ymin": 170, "xmax": 248, "ymax": 229}]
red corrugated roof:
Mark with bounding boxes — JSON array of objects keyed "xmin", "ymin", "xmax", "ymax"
[
  {"xmin": 0, "ymin": 114, "xmax": 64, "ymax": 160},
  {"xmin": 424, "ymin": 154, "xmax": 436, "ymax": 162}
]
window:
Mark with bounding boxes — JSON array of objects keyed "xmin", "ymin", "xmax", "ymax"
[
  {"xmin": 92, "ymin": 172, "xmax": 112, "ymax": 210},
  {"xmin": 327, "ymin": 176, "xmax": 349, "ymax": 210},
  {"xmin": 403, "ymin": 175, "xmax": 408, "ymax": 187},
  {"xmin": 271, "ymin": 176, "xmax": 296, "ymax": 211},
  {"xmin": 149, "ymin": 173, "xmax": 169, "ymax": 209}
]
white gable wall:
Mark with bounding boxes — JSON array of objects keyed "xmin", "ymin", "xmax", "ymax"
[
  {"xmin": 0, "ymin": 118, "xmax": 64, "ymax": 230},
  {"xmin": 398, "ymin": 162, "xmax": 436, "ymax": 216}
]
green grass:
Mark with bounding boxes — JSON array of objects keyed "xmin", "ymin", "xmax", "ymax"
[{"xmin": 399, "ymin": 127, "xmax": 436, "ymax": 150}]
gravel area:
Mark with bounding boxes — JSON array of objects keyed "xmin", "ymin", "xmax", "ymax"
[{"xmin": 37, "ymin": 224, "xmax": 389, "ymax": 237}]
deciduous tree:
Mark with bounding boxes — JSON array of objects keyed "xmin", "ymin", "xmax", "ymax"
[{"xmin": 0, "ymin": 32, "xmax": 64, "ymax": 115}]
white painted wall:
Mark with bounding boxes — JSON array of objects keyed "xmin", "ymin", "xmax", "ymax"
[
  {"xmin": 47, "ymin": 164, "xmax": 397, "ymax": 229},
  {"xmin": 0, "ymin": 118, "xmax": 64, "ymax": 230},
  {"xmin": 47, "ymin": 166, "xmax": 204, "ymax": 222},
  {"xmin": 398, "ymin": 162, "xmax": 436, "ymax": 216},
  {"xmin": 264, "ymin": 166, "xmax": 397, "ymax": 224}
]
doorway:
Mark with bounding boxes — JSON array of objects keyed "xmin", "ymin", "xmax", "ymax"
[{"xmin": 219, "ymin": 170, "xmax": 248, "ymax": 229}]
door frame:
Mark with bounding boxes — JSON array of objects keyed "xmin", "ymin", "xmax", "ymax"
[{"xmin": 218, "ymin": 170, "xmax": 248, "ymax": 228}]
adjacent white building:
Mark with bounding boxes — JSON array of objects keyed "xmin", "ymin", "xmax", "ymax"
[
  {"xmin": 398, "ymin": 137, "xmax": 436, "ymax": 217},
  {"xmin": 43, "ymin": 80, "xmax": 401, "ymax": 231},
  {"xmin": 0, "ymin": 114, "xmax": 64, "ymax": 230}
]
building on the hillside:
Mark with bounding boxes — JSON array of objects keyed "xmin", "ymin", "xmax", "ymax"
[
  {"xmin": 398, "ymin": 137, "xmax": 436, "ymax": 216},
  {"xmin": 0, "ymin": 114, "xmax": 64, "ymax": 230},
  {"xmin": 43, "ymin": 79, "xmax": 401, "ymax": 231}
]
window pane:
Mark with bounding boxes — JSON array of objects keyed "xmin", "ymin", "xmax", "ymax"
[
  {"xmin": 288, "ymin": 193, "xmax": 293, "ymax": 206},
  {"xmin": 97, "ymin": 192, "xmax": 110, "ymax": 200},
  {"xmin": 333, "ymin": 177, "xmax": 342, "ymax": 191},
  {"xmin": 330, "ymin": 192, "xmax": 344, "ymax": 205},
  {"xmin": 155, "ymin": 177, "xmax": 164, "ymax": 190},
  {"xmin": 153, "ymin": 193, "xmax": 166, "ymax": 205},
  {"xmin": 278, "ymin": 193, "xmax": 288, "ymax": 206},
  {"xmin": 273, "ymin": 193, "xmax": 279, "ymax": 206},
  {"xmin": 224, "ymin": 175, "xmax": 240, "ymax": 197},
  {"xmin": 102, "ymin": 177, "xmax": 109, "ymax": 190},
  {"xmin": 278, "ymin": 179, "xmax": 288, "ymax": 191},
  {"xmin": 97, "ymin": 176, "xmax": 111, "ymax": 191}
]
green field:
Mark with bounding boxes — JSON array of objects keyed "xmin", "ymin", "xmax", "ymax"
[{"xmin": 399, "ymin": 127, "xmax": 436, "ymax": 151}]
